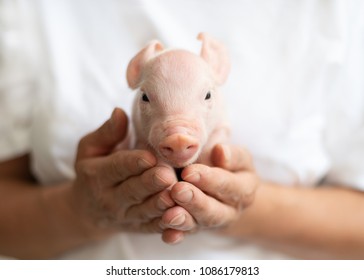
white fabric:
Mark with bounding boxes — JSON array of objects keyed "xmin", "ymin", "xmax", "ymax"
[{"xmin": 1, "ymin": 0, "xmax": 364, "ymax": 259}]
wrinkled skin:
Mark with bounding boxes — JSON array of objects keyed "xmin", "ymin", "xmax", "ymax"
[
  {"xmin": 72, "ymin": 108, "xmax": 257, "ymax": 245},
  {"xmin": 109, "ymin": 33, "xmax": 258, "ymax": 244}
]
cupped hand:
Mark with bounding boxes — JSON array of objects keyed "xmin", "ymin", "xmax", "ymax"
[
  {"xmin": 160, "ymin": 144, "xmax": 259, "ymax": 244},
  {"xmin": 71, "ymin": 108, "xmax": 177, "ymax": 240}
]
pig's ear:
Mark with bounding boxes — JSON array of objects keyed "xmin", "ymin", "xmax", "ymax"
[
  {"xmin": 197, "ymin": 32, "xmax": 230, "ymax": 85},
  {"xmin": 126, "ymin": 40, "xmax": 164, "ymax": 89}
]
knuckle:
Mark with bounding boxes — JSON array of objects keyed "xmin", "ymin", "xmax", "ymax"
[
  {"xmin": 241, "ymin": 173, "xmax": 259, "ymax": 207},
  {"xmin": 110, "ymin": 153, "xmax": 125, "ymax": 178},
  {"xmin": 110, "ymin": 150, "xmax": 149, "ymax": 180},
  {"xmin": 76, "ymin": 161, "xmax": 96, "ymax": 183},
  {"xmin": 204, "ymin": 207, "xmax": 234, "ymax": 228},
  {"xmin": 123, "ymin": 185, "xmax": 143, "ymax": 205},
  {"xmin": 241, "ymin": 189, "xmax": 256, "ymax": 208},
  {"xmin": 140, "ymin": 218, "xmax": 163, "ymax": 233},
  {"xmin": 98, "ymin": 198, "xmax": 113, "ymax": 213},
  {"xmin": 140, "ymin": 166, "xmax": 174, "ymax": 192},
  {"xmin": 216, "ymin": 176, "xmax": 229, "ymax": 196},
  {"xmin": 91, "ymin": 197, "xmax": 120, "ymax": 227},
  {"xmin": 233, "ymin": 196, "xmax": 245, "ymax": 212},
  {"xmin": 203, "ymin": 212, "xmax": 222, "ymax": 228},
  {"xmin": 129, "ymin": 193, "xmax": 143, "ymax": 205},
  {"xmin": 125, "ymin": 205, "xmax": 152, "ymax": 222},
  {"xmin": 124, "ymin": 152, "xmax": 137, "ymax": 172},
  {"xmin": 110, "ymin": 151, "xmax": 138, "ymax": 180},
  {"xmin": 192, "ymin": 195, "xmax": 206, "ymax": 214},
  {"xmin": 124, "ymin": 150, "xmax": 148, "ymax": 175},
  {"xmin": 138, "ymin": 209, "xmax": 152, "ymax": 221}
]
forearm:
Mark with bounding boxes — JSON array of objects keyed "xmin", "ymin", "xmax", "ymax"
[
  {"xmin": 223, "ymin": 182, "xmax": 364, "ymax": 259},
  {"xmin": 0, "ymin": 179, "xmax": 96, "ymax": 259}
]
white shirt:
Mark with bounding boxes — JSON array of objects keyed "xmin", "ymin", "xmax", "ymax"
[{"xmin": 1, "ymin": 0, "xmax": 364, "ymax": 259}]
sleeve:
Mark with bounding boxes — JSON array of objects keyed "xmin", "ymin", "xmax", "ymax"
[
  {"xmin": 0, "ymin": 0, "xmax": 38, "ymax": 160},
  {"xmin": 323, "ymin": 0, "xmax": 364, "ymax": 191},
  {"xmin": 324, "ymin": 114, "xmax": 364, "ymax": 191}
]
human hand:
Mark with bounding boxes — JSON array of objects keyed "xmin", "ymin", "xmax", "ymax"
[
  {"xmin": 71, "ymin": 108, "xmax": 177, "ymax": 240},
  {"xmin": 160, "ymin": 144, "xmax": 259, "ymax": 244}
]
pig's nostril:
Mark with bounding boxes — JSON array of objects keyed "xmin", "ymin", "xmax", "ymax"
[
  {"xmin": 159, "ymin": 135, "xmax": 199, "ymax": 160},
  {"xmin": 161, "ymin": 146, "xmax": 174, "ymax": 156}
]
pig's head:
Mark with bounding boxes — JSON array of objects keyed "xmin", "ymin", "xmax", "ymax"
[{"xmin": 126, "ymin": 33, "xmax": 230, "ymax": 168}]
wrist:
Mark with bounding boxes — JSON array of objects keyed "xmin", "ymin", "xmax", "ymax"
[
  {"xmin": 38, "ymin": 182, "xmax": 109, "ymax": 254},
  {"xmin": 65, "ymin": 181, "xmax": 117, "ymax": 243},
  {"xmin": 218, "ymin": 181, "xmax": 274, "ymax": 239}
]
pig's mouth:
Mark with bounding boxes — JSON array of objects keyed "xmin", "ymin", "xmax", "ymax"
[{"xmin": 159, "ymin": 149, "xmax": 201, "ymax": 169}]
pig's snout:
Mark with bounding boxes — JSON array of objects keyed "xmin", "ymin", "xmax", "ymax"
[{"xmin": 158, "ymin": 134, "xmax": 199, "ymax": 167}]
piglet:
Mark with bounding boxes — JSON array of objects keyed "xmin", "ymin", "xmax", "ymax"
[{"xmin": 126, "ymin": 32, "xmax": 230, "ymax": 168}]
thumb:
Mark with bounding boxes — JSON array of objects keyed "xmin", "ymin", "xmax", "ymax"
[
  {"xmin": 211, "ymin": 144, "xmax": 231, "ymax": 169},
  {"xmin": 211, "ymin": 144, "xmax": 254, "ymax": 172},
  {"xmin": 76, "ymin": 107, "xmax": 128, "ymax": 160}
]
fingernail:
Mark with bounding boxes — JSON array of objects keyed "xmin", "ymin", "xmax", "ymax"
[
  {"xmin": 157, "ymin": 197, "xmax": 167, "ymax": 210},
  {"xmin": 169, "ymin": 214, "xmax": 186, "ymax": 226},
  {"xmin": 170, "ymin": 234, "xmax": 184, "ymax": 244},
  {"xmin": 157, "ymin": 195, "xmax": 174, "ymax": 210},
  {"xmin": 183, "ymin": 172, "xmax": 200, "ymax": 183},
  {"xmin": 137, "ymin": 158, "xmax": 154, "ymax": 169},
  {"xmin": 176, "ymin": 189, "xmax": 193, "ymax": 203},
  {"xmin": 153, "ymin": 172, "xmax": 169, "ymax": 187}
]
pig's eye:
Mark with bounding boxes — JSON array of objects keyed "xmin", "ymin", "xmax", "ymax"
[
  {"xmin": 142, "ymin": 93, "xmax": 150, "ymax": 102},
  {"xmin": 205, "ymin": 92, "xmax": 211, "ymax": 100}
]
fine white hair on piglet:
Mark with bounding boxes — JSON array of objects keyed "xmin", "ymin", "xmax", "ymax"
[{"xmin": 126, "ymin": 32, "xmax": 230, "ymax": 168}]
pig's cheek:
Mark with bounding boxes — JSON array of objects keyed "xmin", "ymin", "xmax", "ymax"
[
  {"xmin": 135, "ymin": 110, "xmax": 153, "ymax": 143},
  {"xmin": 148, "ymin": 121, "xmax": 164, "ymax": 151},
  {"xmin": 193, "ymin": 117, "xmax": 209, "ymax": 145},
  {"xmin": 205, "ymin": 112, "xmax": 219, "ymax": 136}
]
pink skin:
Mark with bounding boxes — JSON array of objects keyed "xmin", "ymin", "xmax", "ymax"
[{"xmin": 127, "ymin": 33, "xmax": 230, "ymax": 168}]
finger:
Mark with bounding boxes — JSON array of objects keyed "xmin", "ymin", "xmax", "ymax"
[
  {"xmin": 122, "ymin": 218, "xmax": 164, "ymax": 234},
  {"xmin": 124, "ymin": 188, "xmax": 175, "ymax": 221},
  {"xmin": 101, "ymin": 149, "xmax": 157, "ymax": 185},
  {"xmin": 211, "ymin": 144, "xmax": 254, "ymax": 172},
  {"xmin": 182, "ymin": 164, "xmax": 257, "ymax": 208},
  {"xmin": 75, "ymin": 149, "xmax": 157, "ymax": 188},
  {"xmin": 77, "ymin": 108, "xmax": 128, "ymax": 160},
  {"xmin": 116, "ymin": 165, "xmax": 177, "ymax": 209},
  {"xmin": 161, "ymin": 205, "xmax": 197, "ymax": 231},
  {"xmin": 170, "ymin": 182, "xmax": 237, "ymax": 228},
  {"xmin": 138, "ymin": 218, "xmax": 165, "ymax": 234},
  {"xmin": 91, "ymin": 166, "xmax": 176, "ymax": 226},
  {"xmin": 162, "ymin": 229, "xmax": 185, "ymax": 244}
]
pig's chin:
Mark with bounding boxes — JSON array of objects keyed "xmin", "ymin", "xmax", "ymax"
[{"xmin": 159, "ymin": 153, "xmax": 200, "ymax": 168}]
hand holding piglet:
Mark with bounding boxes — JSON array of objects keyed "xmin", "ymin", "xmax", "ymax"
[
  {"xmin": 71, "ymin": 108, "xmax": 178, "ymax": 240},
  {"xmin": 126, "ymin": 33, "xmax": 259, "ymax": 243}
]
